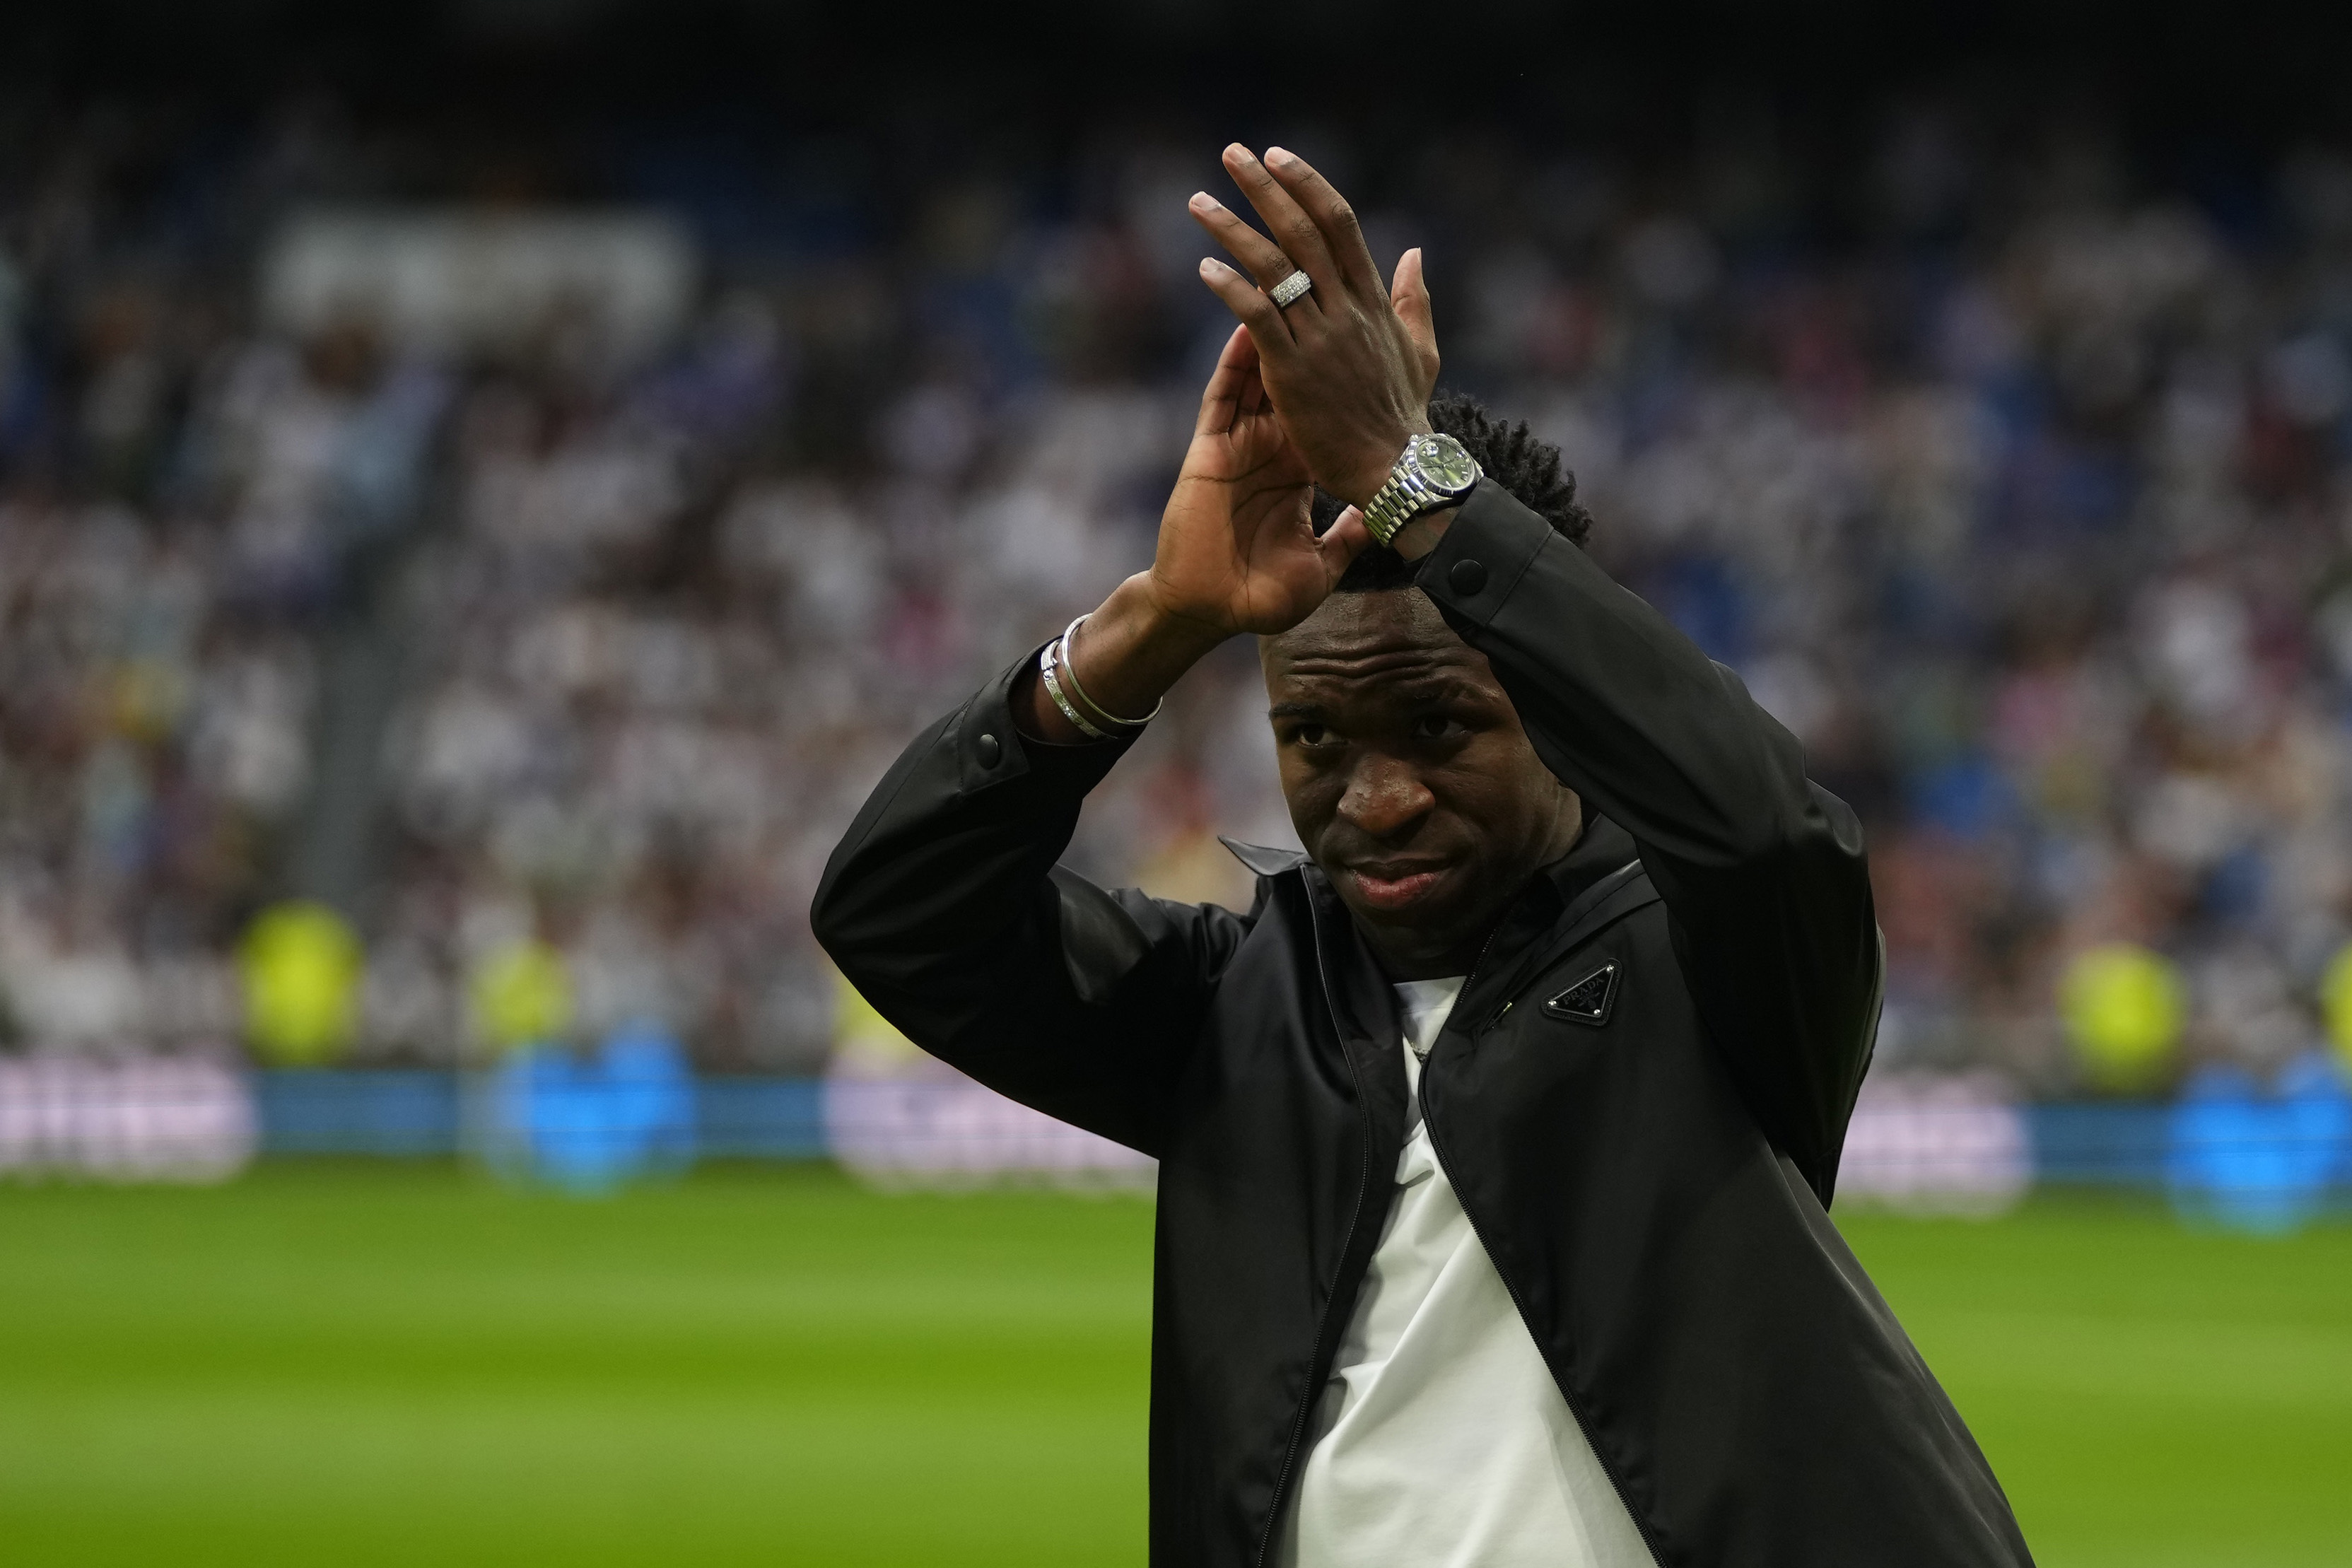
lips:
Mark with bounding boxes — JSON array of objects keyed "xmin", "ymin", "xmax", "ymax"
[{"xmin": 1345, "ymin": 861, "xmax": 1456, "ymax": 912}]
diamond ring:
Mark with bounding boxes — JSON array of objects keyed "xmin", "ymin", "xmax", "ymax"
[{"xmin": 1270, "ymin": 269, "xmax": 1314, "ymax": 308}]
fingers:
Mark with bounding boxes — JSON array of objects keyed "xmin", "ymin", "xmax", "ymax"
[
  {"xmin": 1187, "ymin": 193, "xmax": 1308, "ymax": 298},
  {"xmin": 1198, "ymin": 256, "xmax": 1295, "ymax": 354},
  {"xmin": 1222, "ymin": 327, "xmax": 1274, "ymax": 421},
  {"xmin": 1236, "ymin": 349, "xmax": 1269, "ymax": 416},
  {"xmin": 1223, "ymin": 320, "xmax": 1262, "ymax": 374},
  {"xmin": 1389, "ymin": 247, "xmax": 1440, "ymax": 387},
  {"xmin": 1198, "ymin": 325, "xmax": 1272, "ymax": 433},
  {"xmin": 1318, "ymin": 505, "xmax": 1372, "ymax": 590},
  {"xmin": 1194, "ymin": 324, "xmax": 1256, "ymax": 436},
  {"xmin": 1222, "ymin": 144, "xmax": 1342, "ymax": 301},
  {"xmin": 1262, "ymin": 147, "xmax": 1383, "ymax": 301}
]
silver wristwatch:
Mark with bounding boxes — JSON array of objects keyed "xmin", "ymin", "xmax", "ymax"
[{"xmin": 1361, "ymin": 433, "xmax": 1482, "ymax": 547}]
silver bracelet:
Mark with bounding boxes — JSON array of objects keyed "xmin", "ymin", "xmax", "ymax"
[
  {"xmin": 1058, "ymin": 615, "xmax": 1161, "ymax": 729},
  {"xmin": 1038, "ymin": 638, "xmax": 1108, "ymax": 740}
]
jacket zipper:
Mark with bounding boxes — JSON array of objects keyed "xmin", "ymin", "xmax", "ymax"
[
  {"xmin": 1249, "ymin": 875, "xmax": 1379, "ymax": 1568},
  {"xmin": 1470, "ymin": 860, "xmax": 1644, "ymax": 1039},
  {"xmin": 1419, "ymin": 964, "xmax": 1671, "ymax": 1568},
  {"xmin": 1255, "ymin": 873, "xmax": 1666, "ymax": 1567}
]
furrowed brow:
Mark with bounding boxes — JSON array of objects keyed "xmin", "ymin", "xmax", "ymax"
[
  {"xmin": 1386, "ymin": 675, "xmax": 1487, "ymax": 706},
  {"xmin": 1267, "ymin": 701, "xmax": 1326, "ymax": 721}
]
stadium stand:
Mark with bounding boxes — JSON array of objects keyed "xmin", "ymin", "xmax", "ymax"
[{"xmin": 5, "ymin": 90, "xmax": 2352, "ymax": 1121}]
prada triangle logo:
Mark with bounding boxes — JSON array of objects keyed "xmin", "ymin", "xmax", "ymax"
[{"xmin": 1543, "ymin": 961, "xmax": 1620, "ymax": 1026}]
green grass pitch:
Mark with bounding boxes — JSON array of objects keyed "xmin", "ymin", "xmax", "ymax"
[{"xmin": 1, "ymin": 1164, "xmax": 2346, "ymax": 1566}]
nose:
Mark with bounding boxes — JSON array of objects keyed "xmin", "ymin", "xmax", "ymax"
[{"xmin": 1338, "ymin": 751, "xmax": 1434, "ymax": 841}]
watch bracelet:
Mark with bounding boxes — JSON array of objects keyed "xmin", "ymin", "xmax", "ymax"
[{"xmin": 1364, "ymin": 464, "xmax": 1433, "ymax": 546}]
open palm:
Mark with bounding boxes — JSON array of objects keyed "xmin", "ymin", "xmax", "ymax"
[{"xmin": 1147, "ymin": 326, "xmax": 1369, "ymax": 637}]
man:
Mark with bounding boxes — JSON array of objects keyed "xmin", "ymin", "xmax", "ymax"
[{"xmin": 814, "ymin": 144, "xmax": 2032, "ymax": 1567}]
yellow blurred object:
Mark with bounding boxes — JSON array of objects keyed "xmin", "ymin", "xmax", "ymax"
[
  {"xmin": 107, "ymin": 658, "xmax": 189, "ymax": 743},
  {"xmin": 2319, "ymin": 942, "xmax": 2352, "ymax": 1077},
  {"xmin": 469, "ymin": 940, "xmax": 574, "ymax": 1053},
  {"xmin": 831, "ymin": 966, "xmax": 922, "ymax": 1075},
  {"xmin": 1132, "ymin": 826, "xmax": 1255, "ymax": 911},
  {"xmin": 237, "ymin": 901, "xmax": 363, "ymax": 1066},
  {"xmin": 2059, "ymin": 942, "xmax": 2184, "ymax": 1091}
]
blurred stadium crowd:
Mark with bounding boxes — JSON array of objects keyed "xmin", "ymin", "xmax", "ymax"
[{"xmin": 7, "ymin": 97, "xmax": 2352, "ymax": 1099}]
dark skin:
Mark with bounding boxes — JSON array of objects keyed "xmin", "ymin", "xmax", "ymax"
[
  {"xmin": 1265, "ymin": 590, "xmax": 1583, "ymax": 980},
  {"xmin": 1012, "ymin": 142, "xmax": 1576, "ymax": 978}
]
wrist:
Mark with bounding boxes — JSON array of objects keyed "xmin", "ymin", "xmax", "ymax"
[
  {"xmin": 1390, "ymin": 507, "xmax": 1458, "ymax": 561},
  {"xmin": 1336, "ymin": 411, "xmax": 1431, "ymax": 510},
  {"xmin": 1359, "ymin": 426, "xmax": 1479, "ymax": 551},
  {"xmin": 1017, "ymin": 576, "xmax": 1219, "ymax": 746},
  {"xmin": 1080, "ymin": 574, "xmax": 1228, "ymax": 710}
]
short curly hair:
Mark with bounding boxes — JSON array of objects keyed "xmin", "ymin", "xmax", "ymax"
[{"xmin": 1309, "ymin": 390, "xmax": 1592, "ymax": 592}]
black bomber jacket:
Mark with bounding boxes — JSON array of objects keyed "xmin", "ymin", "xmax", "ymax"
[{"xmin": 812, "ymin": 481, "xmax": 2035, "ymax": 1567}]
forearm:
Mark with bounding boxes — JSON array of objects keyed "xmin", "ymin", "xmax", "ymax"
[
  {"xmin": 816, "ymin": 661, "xmax": 1122, "ymax": 1014},
  {"xmin": 1415, "ymin": 482, "xmax": 1835, "ymax": 874},
  {"xmin": 813, "ymin": 650, "xmax": 1237, "ymax": 1156},
  {"xmin": 1412, "ymin": 481, "xmax": 1878, "ymax": 1187}
]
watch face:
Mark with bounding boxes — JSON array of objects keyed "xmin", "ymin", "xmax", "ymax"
[{"xmin": 1412, "ymin": 434, "xmax": 1480, "ymax": 495}]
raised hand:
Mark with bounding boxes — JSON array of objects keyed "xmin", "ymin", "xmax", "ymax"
[
  {"xmin": 1145, "ymin": 324, "xmax": 1370, "ymax": 638},
  {"xmin": 1011, "ymin": 326, "xmax": 1370, "ymax": 745},
  {"xmin": 1189, "ymin": 145, "xmax": 1442, "ymax": 508}
]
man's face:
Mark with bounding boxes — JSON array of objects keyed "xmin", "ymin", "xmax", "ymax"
[{"xmin": 1262, "ymin": 589, "xmax": 1583, "ymax": 981}]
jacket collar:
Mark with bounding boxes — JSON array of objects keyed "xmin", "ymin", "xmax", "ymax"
[
  {"xmin": 1219, "ymin": 836, "xmax": 1309, "ymax": 877},
  {"xmin": 1540, "ymin": 812, "xmax": 1639, "ymax": 908},
  {"xmin": 1242, "ymin": 817, "xmax": 1646, "ymax": 1143}
]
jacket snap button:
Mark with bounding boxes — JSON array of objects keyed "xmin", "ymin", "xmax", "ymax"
[
  {"xmin": 976, "ymin": 732, "xmax": 1001, "ymax": 766},
  {"xmin": 1449, "ymin": 558, "xmax": 1489, "ymax": 595}
]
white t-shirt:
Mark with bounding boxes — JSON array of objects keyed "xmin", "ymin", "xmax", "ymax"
[{"xmin": 1275, "ymin": 976, "xmax": 1653, "ymax": 1568}]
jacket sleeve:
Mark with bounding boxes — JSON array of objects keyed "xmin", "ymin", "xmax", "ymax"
[
  {"xmin": 1416, "ymin": 482, "xmax": 1883, "ymax": 1200},
  {"xmin": 809, "ymin": 648, "xmax": 1251, "ymax": 1159}
]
